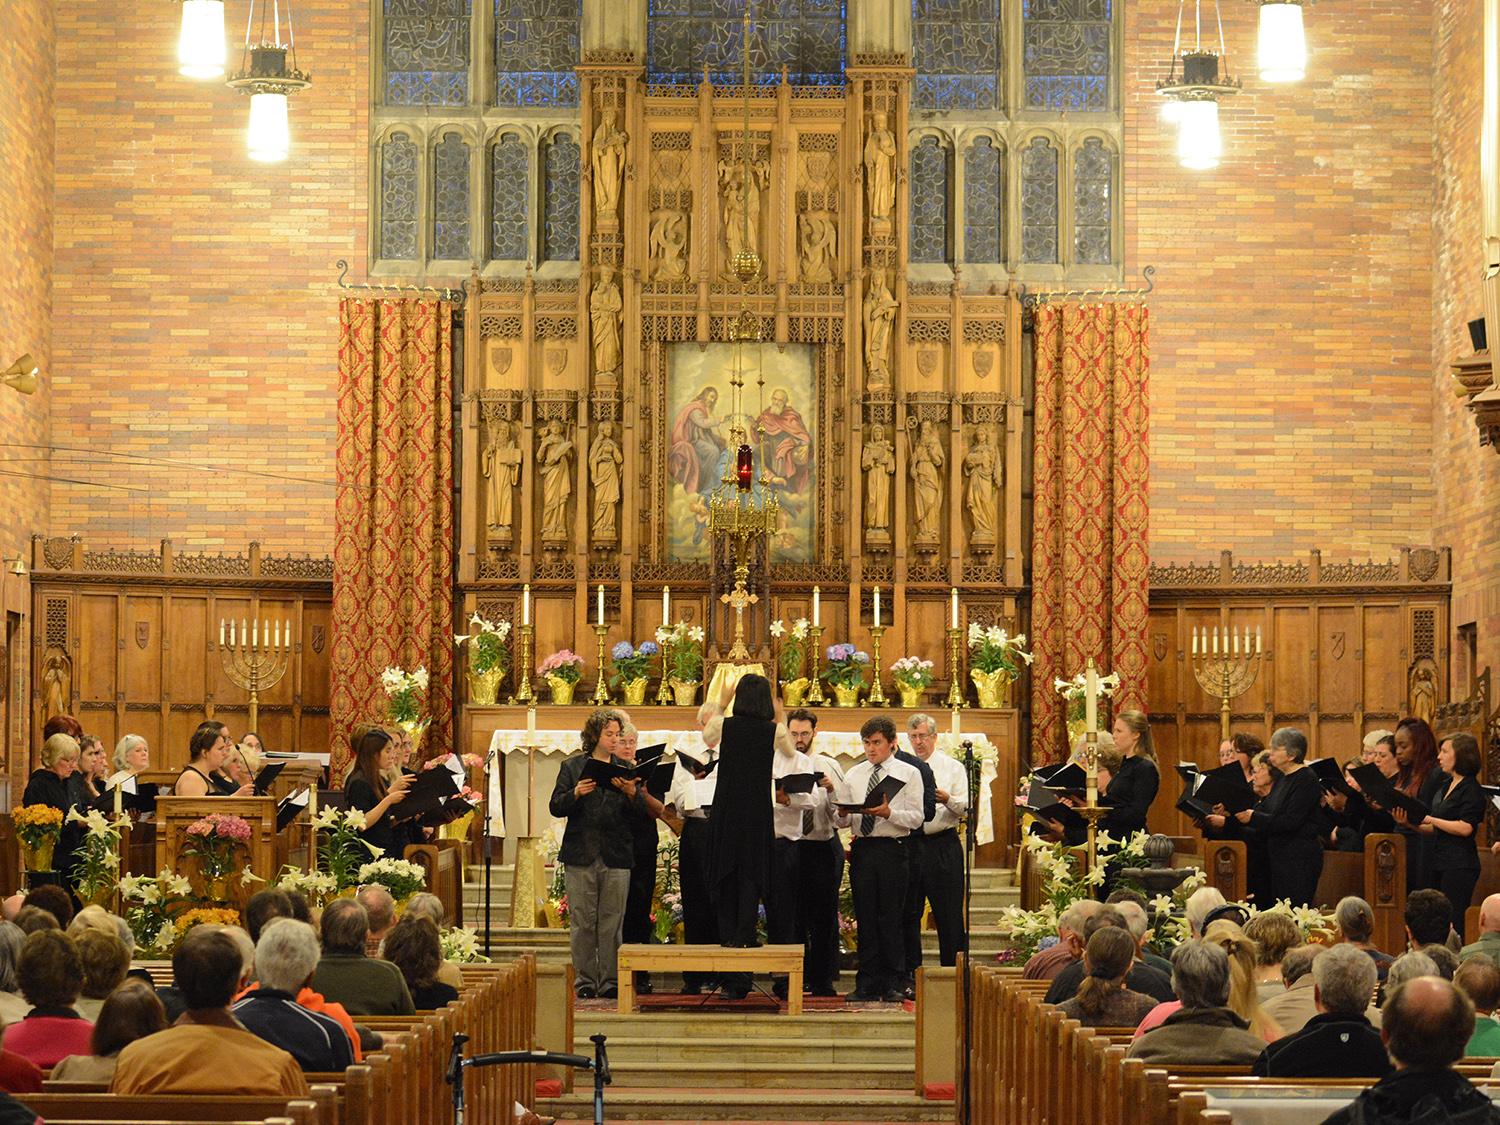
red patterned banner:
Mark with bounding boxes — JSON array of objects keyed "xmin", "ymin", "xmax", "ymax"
[
  {"xmin": 1030, "ymin": 302, "xmax": 1151, "ymax": 763},
  {"xmin": 330, "ymin": 298, "xmax": 455, "ymax": 777}
]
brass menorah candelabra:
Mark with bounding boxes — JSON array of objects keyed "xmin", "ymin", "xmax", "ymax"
[
  {"xmin": 1191, "ymin": 625, "xmax": 1264, "ymax": 740},
  {"xmin": 218, "ymin": 617, "xmax": 292, "ymax": 732}
]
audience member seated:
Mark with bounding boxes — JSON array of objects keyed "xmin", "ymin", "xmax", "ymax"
[
  {"xmin": 311, "ymin": 900, "xmax": 414, "ymax": 1016},
  {"xmin": 244, "ymin": 889, "xmax": 295, "ymax": 943},
  {"xmin": 1184, "ymin": 887, "xmax": 1227, "ymax": 941},
  {"xmin": 1338, "ymin": 895, "xmax": 1396, "ymax": 981},
  {"xmin": 64, "ymin": 906, "xmax": 115, "ymax": 941},
  {"xmin": 1134, "ymin": 919, "xmax": 1280, "ymax": 1040},
  {"xmin": 1253, "ymin": 943, "xmax": 1389, "ymax": 1078},
  {"xmin": 1463, "ymin": 895, "xmax": 1500, "ymax": 963},
  {"xmin": 356, "ymin": 885, "xmax": 397, "ymax": 957},
  {"xmin": 1, "ymin": 931, "xmax": 93, "ymax": 1067},
  {"xmin": 1405, "ymin": 888, "xmax": 1457, "ymax": 950},
  {"xmin": 1126, "ymin": 941, "xmax": 1268, "ymax": 1066},
  {"xmin": 283, "ymin": 891, "xmax": 313, "ymax": 926},
  {"xmin": 232, "ymin": 920, "xmax": 355, "ymax": 1072},
  {"xmin": 0, "ymin": 1048, "xmax": 40, "ymax": 1097},
  {"xmin": 1420, "ymin": 942, "xmax": 1460, "ymax": 981},
  {"xmin": 51, "ymin": 979, "xmax": 166, "ymax": 1085},
  {"xmin": 1323, "ymin": 977, "xmax": 1500, "ymax": 1125},
  {"xmin": 20, "ymin": 887, "xmax": 72, "ymax": 932},
  {"xmin": 1057, "ymin": 926, "xmax": 1158, "ymax": 1028},
  {"xmin": 1455, "ymin": 955, "xmax": 1500, "ymax": 1055},
  {"xmin": 0, "ymin": 1093, "xmax": 37, "ymax": 1125},
  {"xmin": 1383, "ymin": 950, "xmax": 1439, "ymax": 1005},
  {"xmin": 1243, "ymin": 910, "xmax": 1303, "ymax": 1003},
  {"xmin": 1110, "ymin": 898, "xmax": 1174, "ymax": 979},
  {"xmin": 9, "ymin": 911, "xmax": 54, "ymax": 938},
  {"xmin": 0, "ymin": 925, "xmax": 29, "ymax": 1028},
  {"xmin": 1046, "ymin": 909, "xmax": 1173, "ymax": 1005},
  {"xmin": 404, "ymin": 893, "xmax": 463, "ymax": 990},
  {"xmin": 1261, "ymin": 944, "xmax": 1324, "ymax": 1034},
  {"xmin": 73, "ymin": 930, "xmax": 130, "ymax": 1022},
  {"xmin": 382, "ymin": 916, "xmax": 460, "ymax": 1010},
  {"xmin": 111, "ymin": 930, "xmax": 309, "ymax": 1095},
  {"xmin": 1021, "ymin": 899, "xmax": 1101, "ymax": 982}
]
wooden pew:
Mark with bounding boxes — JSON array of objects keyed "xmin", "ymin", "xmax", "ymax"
[{"xmin": 12, "ymin": 1093, "xmax": 333, "ymax": 1125}]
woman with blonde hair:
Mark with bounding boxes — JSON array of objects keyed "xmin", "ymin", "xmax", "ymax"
[
  {"xmin": 1104, "ymin": 710, "xmax": 1158, "ymax": 836},
  {"xmin": 1204, "ymin": 918, "xmax": 1282, "ymax": 1041}
]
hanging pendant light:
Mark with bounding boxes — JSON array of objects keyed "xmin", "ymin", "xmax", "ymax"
[
  {"xmin": 226, "ymin": 0, "xmax": 311, "ymax": 163},
  {"xmin": 176, "ymin": 0, "xmax": 227, "ymax": 79},
  {"xmin": 1257, "ymin": 0, "xmax": 1307, "ymax": 83},
  {"xmin": 1157, "ymin": 0, "xmax": 1241, "ymax": 171}
]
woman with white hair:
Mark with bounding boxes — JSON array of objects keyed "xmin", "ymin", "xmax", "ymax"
[{"xmin": 113, "ymin": 735, "xmax": 149, "ymax": 775}]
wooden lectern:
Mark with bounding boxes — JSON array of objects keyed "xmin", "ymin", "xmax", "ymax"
[{"xmin": 154, "ymin": 797, "xmax": 278, "ymax": 913}]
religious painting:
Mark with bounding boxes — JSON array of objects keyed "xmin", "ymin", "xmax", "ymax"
[{"xmin": 665, "ymin": 343, "xmax": 816, "ymax": 562}]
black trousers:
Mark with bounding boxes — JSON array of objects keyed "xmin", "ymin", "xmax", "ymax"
[
  {"xmin": 851, "ymin": 836, "xmax": 909, "ymax": 997},
  {"xmin": 1269, "ymin": 836, "xmax": 1324, "ymax": 909},
  {"xmin": 905, "ymin": 829, "xmax": 967, "ymax": 968},
  {"xmin": 796, "ymin": 836, "xmax": 841, "ymax": 991},
  {"xmin": 622, "ymin": 846, "xmax": 657, "ymax": 945},
  {"xmin": 679, "ymin": 817, "xmax": 718, "ymax": 988},
  {"xmin": 1436, "ymin": 864, "xmax": 1481, "ymax": 932},
  {"xmin": 767, "ymin": 838, "xmax": 801, "ymax": 945}
]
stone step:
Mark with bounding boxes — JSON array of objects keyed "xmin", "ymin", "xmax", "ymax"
[
  {"xmin": 571, "ymin": 1011, "xmax": 916, "ymax": 1041},
  {"xmin": 598, "ymin": 1061, "xmax": 912, "ymax": 1090},
  {"xmin": 589, "ymin": 1035, "xmax": 912, "ymax": 1066},
  {"xmin": 537, "ymin": 1086, "xmax": 952, "ymax": 1122}
]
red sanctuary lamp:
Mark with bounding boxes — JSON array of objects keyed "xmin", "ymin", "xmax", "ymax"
[{"xmin": 736, "ymin": 444, "xmax": 754, "ymax": 490}]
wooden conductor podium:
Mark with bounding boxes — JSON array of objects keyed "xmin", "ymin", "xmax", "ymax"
[{"xmin": 154, "ymin": 797, "xmax": 278, "ymax": 912}]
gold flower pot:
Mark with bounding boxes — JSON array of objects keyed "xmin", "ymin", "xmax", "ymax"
[
  {"xmin": 19, "ymin": 839, "xmax": 56, "ymax": 873},
  {"xmin": 971, "ymin": 668, "xmax": 1014, "ymax": 709},
  {"xmin": 546, "ymin": 676, "xmax": 577, "ymax": 705},
  {"xmin": 833, "ymin": 684, "xmax": 862, "ymax": 708},
  {"xmin": 897, "ymin": 685, "xmax": 924, "ymax": 709},
  {"xmin": 671, "ymin": 679, "xmax": 699, "ymax": 707},
  {"xmin": 396, "ymin": 718, "xmax": 428, "ymax": 757},
  {"xmin": 622, "ymin": 677, "xmax": 650, "ymax": 706},
  {"xmin": 781, "ymin": 678, "xmax": 810, "ymax": 707},
  {"xmin": 468, "ymin": 666, "xmax": 505, "ymax": 706}
]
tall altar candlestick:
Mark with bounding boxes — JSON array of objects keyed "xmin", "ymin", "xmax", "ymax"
[
  {"xmin": 526, "ymin": 705, "xmax": 536, "ymax": 741},
  {"xmin": 596, "ymin": 585, "xmax": 605, "ymax": 626},
  {"xmin": 950, "ymin": 588, "xmax": 959, "ymax": 629},
  {"xmin": 522, "ymin": 584, "xmax": 531, "ymax": 626},
  {"xmin": 114, "ymin": 783, "xmax": 122, "ymax": 816},
  {"xmin": 1084, "ymin": 659, "xmax": 1099, "ymax": 733},
  {"xmin": 812, "ymin": 586, "xmax": 821, "ymax": 627},
  {"xmin": 662, "ymin": 586, "xmax": 670, "ymax": 624},
  {"xmin": 873, "ymin": 586, "xmax": 881, "ymax": 628}
]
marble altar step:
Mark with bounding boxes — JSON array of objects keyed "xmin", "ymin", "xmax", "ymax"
[{"xmin": 539, "ymin": 1086, "xmax": 953, "ymax": 1122}]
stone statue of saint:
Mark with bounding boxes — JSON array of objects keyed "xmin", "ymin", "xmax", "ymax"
[
  {"xmin": 909, "ymin": 419, "xmax": 945, "ymax": 542},
  {"xmin": 963, "ymin": 428, "xmax": 1002, "ymax": 546},
  {"xmin": 864, "ymin": 112, "xmax": 897, "ymax": 221},
  {"xmin": 798, "ymin": 210, "xmax": 837, "ymax": 283},
  {"xmin": 649, "ymin": 208, "xmax": 688, "ymax": 282},
  {"xmin": 42, "ymin": 646, "xmax": 71, "ymax": 721},
  {"xmin": 536, "ymin": 420, "xmax": 575, "ymax": 541},
  {"xmin": 719, "ymin": 158, "xmax": 769, "ymax": 266},
  {"xmin": 589, "ymin": 423, "xmax": 623, "ymax": 541},
  {"xmin": 590, "ymin": 265, "xmax": 623, "ymax": 375},
  {"xmin": 482, "ymin": 420, "xmax": 522, "ymax": 536},
  {"xmin": 863, "ymin": 269, "xmax": 898, "ymax": 387},
  {"xmin": 590, "ymin": 108, "xmax": 627, "ymax": 220},
  {"xmin": 862, "ymin": 424, "xmax": 896, "ymax": 534}
]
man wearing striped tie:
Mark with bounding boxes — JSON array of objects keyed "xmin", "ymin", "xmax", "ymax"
[{"xmin": 836, "ymin": 716, "xmax": 925, "ymax": 1003}]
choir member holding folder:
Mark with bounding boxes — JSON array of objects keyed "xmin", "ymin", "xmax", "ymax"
[
  {"xmin": 343, "ymin": 729, "xmax": 419, "ymax": 858},
  {"xmin": 174, "ymin": 722, "xmax": 255, "ymax": 797},
  {"xmin": 1400, "ymin": 732, "xmax": 1485, "ymax": 924},
  {"xmin": 1222, "ymin": 728, "xmax": 1324, "ymax": 908}
]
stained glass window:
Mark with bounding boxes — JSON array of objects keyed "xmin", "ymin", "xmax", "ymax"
[
  {"xmin": 647, "ymin": 0, "xmax": 847, "ymax": 87},
  {"xmin": 912, "ymin": 0, "xmax": 1000, "ymax": 111},
  {"xmin": 495, "ymin": 0, "xmax": 581, "ymax": 108},
  {"xmin": 490, "ymin": 135, "xmax": 529, "ymax": 262},
  {"xmin": 1073, "ymin": 136, "xmax": 1112, "ymax": 265},
  {"xmin": 909, "ymin": 136, "xmax": 949, "ymax": 264},
  {"xmin": 963, "ymin": 136, "xmax": 1003, "ymax": 263},
  {"xmin": 1022, "ymin": 0, "xmax": 1112, "ymax": 111},
  {"xmin": 380, "ymin": 133, "xmax": 420, "ymax": 260},
  {"xmin": 383, "ymin": 0, "xmax": 471, "ymax": 106},
  {"xmin": 542, "ymin": 133, "xmax": 580, "ymax": 262},
  {"xmin": 432, "ymin": 133, "xmax": 471, "ymax": 260},
  {"xmin": 1020, "ymin": 136, "xmax": 1058, "ymax": 264}
]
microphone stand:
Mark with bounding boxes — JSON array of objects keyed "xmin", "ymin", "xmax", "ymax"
[
  {"xmin": 482, "ymin": 744, "xmax": 498, "ymax": 959},
  {"xmin": 958, "ymin": 737, "xmax": 979, "ymax": 1125}
]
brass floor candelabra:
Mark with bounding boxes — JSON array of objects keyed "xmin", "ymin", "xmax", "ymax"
[
  {"xmin": 512, "ymin": 623, "xmax": 535, "ymax": 704},
  {"xmin": 219, "ymin": 624, "xmax": 291, "ymax": 732},
  {"xmin": 1191, "ymin": 627, "xmax": 1263, "ymax": 740},
  {"xmin": 806, "ymin": 624, "xmax": 826, "ymax": 705},
  {"xmin": 946, "ymin": 626, "xmax": 966, "ymax": 709},
  {"xmin": 867, "ymin": 625, "xmax": 887, "ymax": 705},
  {"xmin": 592, "ymin": 624, "xmax": 611, "ymax": 705}
]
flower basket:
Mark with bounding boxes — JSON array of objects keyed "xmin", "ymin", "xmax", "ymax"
[
  {"xmin": 455, "ymin": 613, "xmax": 512, "ymax": 704},
  {"xmin": 833, "ymin": 684, "xmax": 862, "ymax": 708},
  {"xmin": 622, "ymin": 677, "xmax": 650, "ymax": 706},
  {"xmin": 19, "ymin": 839, "xmax": 55, "ymax": 874},
  {"xmin": 898, "ymin": 686, "xmax": 923, "ymax": 709},
  {"xmin": 671, "ymin": 679, "xmax": 698, "ymax": 707},
  {"xmin": 546, "ymin": 675, "xmax": 576, "ymax": 705},
  {"xmin": 971, "ymin": 668, "xmax": 1014, "ymax": 709},
  {"xmin": 12, "ymin": 805, "xmax": 63, "ymax": 872},
  {"xmin": 468, "ymin": 666, "xmax": 505, "ymax": 706},
  {"xmin": 782, "ymin": 677, "xmax": 810, "ymax": 707},
  {"xmin": 356, "ymin": 858, "xmax": 427, "ymax": 901}
]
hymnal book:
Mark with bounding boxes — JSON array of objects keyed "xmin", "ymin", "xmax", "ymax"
[
  {"xmin": 691, "ymin": 774, "xmax": 718, "ymax": 808},
  {"xmin": 252, "ymin": 761, "xmax": 287, "ymax": 796},
  {"xmin": 676, "ymin": 750, "xmax": 718, "ymax": 777},
  {"xmin": 1176, "ymin": 790, "xmax": 1216, "ymax": 821},
  {"xmin": 1175, "ymin": 762, "xmax": 1202, "ymax": 785},
  {"xmin": 1022, "ymin": 778, "xmax": 1082, "ymax": 827},
  {"xmin": 775, "ymin": 773, "xmax": 819, "ymax": 795},
  {"xmin": 1349, "ymin": 764, "xmax": 1431, "ymax": 823},
  {"xmin": 1307, "ymin": 757, "xmax": 1357, "ymax": 798},
  {"xmin": 834, "ymin": 775, "xmax": 907, "ymax": 812},
  {"xmin": 390, "ymin": 766, "xmax": 461, "ymax": 824},
  {"xmin": 645, "ymin": 759, "xmax": 676, "ymax": 802},
  {"xmin": 276, "ymin": 787, "xmax": 311, "ymax": 830},
  {"xmin": 580, "ymin": 753, "xmax": 665, "ymax": 786},
  {"xmin": 1191, "ymin": 763, "xmax": 1256, "ymax": 814}
]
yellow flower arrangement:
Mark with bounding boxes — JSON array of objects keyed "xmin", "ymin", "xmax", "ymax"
[
  {"xmin": 11, "ymin": 805, "xmax": 64, "ymax": 850},
  {"xmin": 172, "ymin": 907, "xmax": 241, "ymax": 941}
]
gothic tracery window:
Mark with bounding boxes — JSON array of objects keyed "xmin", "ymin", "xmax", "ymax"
[
  {"xmin": 490, "ymin": 135, "xmax": 530, "ymax": 262},
  {"xmin": 433, "ymin": 133, "xmax": 472, "ymax": 260},
  {"xmin": 913, "ymin": 0, "xmax": 1001, "ymax": 112},
  {"xmin": 1022, "ymin": 0, "xmax": 1113, "ymax": 112},
  {"xmin": 1020, "ymin": 136, "xmax": 1060, "ymax": 265},
  {"xmin": 646, "ymin": 0, "xmax": 847, "ymax": 87},
  {"xmin": 964, "ymin": 136, "xmax": 1004, "ymax": 264},
  {"xmin": 909, "ymin": 137, "xmax": 950, "ymax": 264},
  {"xmin": 495, "ymin": 0, "xmax": 581, "ymax": 107},
  {"xmin": 383, "ymin": 0, "xmax": 472, "ymax": 106},
  {"xmin": 543, "ymin": 133, "xmax": 581, "ymax": 263},
  {"xmin": 1072, "ymin": 136, "xmax": 1113, "ymax": 265},
  {"xmin": 380, "ymin": 133, "xmax": 420, "ymax": 261}
]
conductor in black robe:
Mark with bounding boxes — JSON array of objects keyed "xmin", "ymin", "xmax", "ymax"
[{"xmin": 706, "ymin": 674, "xmax": 778, "ymax": 999}]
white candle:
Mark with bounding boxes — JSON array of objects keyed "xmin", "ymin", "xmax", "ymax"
[
  {"xmin": 113, "ymin": 783, "xmax": 122, "ymax": 816},
  {"xmin": 663, "ymin": 586, "xmax": 670, "ymax": 624},
  {"xmin": 284, "ymin": 619, "xmax": 291, "ymax": 648},
  {"xmin": 812, "ymin": 586, "xmax": 821, "ymax": 627},
  {"xmin": 596, "ymin": 585, "xmax": 605, "ymax": 626},
  {"xmin": 1244, "ymin": 625, "xmax": 1251, "ymax": 655},
  {"xmin": 1232, "ymin": 628, "xmax": 1239, "ymax": 655},
  {"xmin": 522, "ymin": 584, "xmax": 531, "ymax": 627},
  {"xmin": 252, "ymin": 619, "xmax": 258, "ymax": 647},
  {"xmin": 241, "ymin": 618, "xmax": 248, "ymax": 647},
  {"xmin": 526, "ymin": 705, "xmax": 537, "ymax": 741},
  {"xmin": 219, "ymin": 619, "xmax": 226, "ymax": 646},
  {"xmin": 1191, "ymin": 627, "xmax": 1198, "ymax": 656},
  {"xmin": 229, "ymin": 621, "xmax": 236, "ymax": 646},
  {"xmin": 951, "ymin": 588, "xmax": 959, "ymax": 629},
  {"xmin": 873, "ymin": 586, "xmax": 881, "ymax": 628},
  {"xmin": 952, "ymin": 708, "xmax": 961, "ymax": 737},
  {"xmin": 1256, "ymin": 626, "xmax": 1263, "ymax": 654},
  {"xmin": 1212, "ymin": 628, "xmax": 1219, "ymax": 655},
  {"xmin": 1084, "ymin": 659, "xmax": 1099, "ymax": 733},
  {"xmin": 273, "ymin": 621, "xmax": 280, "ymax": 648}
]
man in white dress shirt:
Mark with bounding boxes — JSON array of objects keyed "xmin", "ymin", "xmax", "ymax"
[
  {"xmin": 836, "ymin": 716, "xmax": 925, "ymax": 1002},
  {"xmin": 769, "ymin": 743, "xmax": 816, "ymax": 1000},
  {"xmin": 903, "ymin": 713, "xmax": 969, "ymax": 971},
  {"xmin": 789, "ymin": 709, "xmax": 846, "ymax": 997},
  {"xmin": 666, "ymin": 735, "xmax": 718, "ymax": 994}
]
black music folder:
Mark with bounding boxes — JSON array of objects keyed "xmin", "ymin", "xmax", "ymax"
[
  {"xmin": 580, "ymin": 752, "xmax": 665, "ymax": 786},
  {"xmin": 390, "ymin": 766, "xmax": 462, "ymax": 824},
  {"xmin": 276, "ymin": 788, "xmax": 311, "ymax": 830},
  {"xmin": 1349, "ymin": 764, "xmax": 1431, "ymax": 823},
  {"xmin": 1307, "ymin": 757, "xmax": 1356, "ymax": 798},
  {"xmin": 676, "ymin": 749, "xmax": 718, "ymax": 777},
  {"xmin": 775, "ymin": 773, "xmax": 819, "ymax": 795},
  {"xmin": 252, "ymin": 761, "xmax": 287, "ymax": 796},
  {"xmin": 834, "ymin": 775, "xmax": 907, "ymax": 812}
]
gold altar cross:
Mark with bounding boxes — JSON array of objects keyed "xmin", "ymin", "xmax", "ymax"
[{"xmin": 720, "ymin": 581, "xmax": 759, "ymax": 662}]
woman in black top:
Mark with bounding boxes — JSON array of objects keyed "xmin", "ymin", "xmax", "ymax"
[
  {"xmin": 382, "ymin": 914, "xmax": 460, "ymax": 1010},
  {"xmin": 174, "ymin": 722, "xmax": 253, "ymax": 798},
  {"xmin": 66, "ymin": 736, "xmax": 108, "ymax": 809},
  {"xmin": 1401, "ymin": 731, "xmax": 1486, "ymax": 925},
  {"xmin": 1102, "ymin": 710, "xmax": 1159, "ymax": 836},
  {"xmin": 706, "ymin": 677, "xmax": 778, "ymax": 952},
  {"xmin": 1230, "ymin": 728, "xmax": 1324, "ymax": 907},
  {"xmin": 24, "ymin": 734, "xmax": 84, "ymax": 881},
  {"xmin": 343, "ymin": 729, "xmax": 417, "ymax": 859}
]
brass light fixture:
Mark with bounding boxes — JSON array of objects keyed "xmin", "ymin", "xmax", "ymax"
[
  {"xmin": 6, "ymin": 557, "xmax": 25, "ymax": 579},
  {"xmin": 226, "ymin": 0, "xmax": 311, "ymax": 163},
  {"xmin": 1157, "ymin": 0, "xmax": 1242, "ymax": 171},
  {"xmin": 1257, "ymin": 0, "xmax": 1308, "ymax": 83},
  {"xmin": 176, "ymin": 0, "xmax": 227, "ymax": 80},
  {"xmin": 2, "ymin": 354, "xmax": 39, "ymax": 395}
]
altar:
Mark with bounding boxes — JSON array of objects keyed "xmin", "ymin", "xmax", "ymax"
[{"xmin": 462, "ymin": 704, "xmax": 1021, "ymax": 867}]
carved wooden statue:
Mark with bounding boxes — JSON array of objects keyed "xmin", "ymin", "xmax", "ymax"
[
  {"xmin": 963, "ymin": 428, "xmax": 1002, "ymax": 549},
  {"xmin": 589, "ymin": 422, "xmax": 624, "ymax": 541},
  {"xmin": 863, "ymin": 269, "xmax": 898, "ymax": 387},
  {"xmin": 590, "ymin": 265, "xmax": 623, "ymax": 375},
  {"xmin": 536, "ymin": 420, "xmax": 575, "ymax": 543},
  {"xmin": 42, "ymin": 646, "xmax": 71, "ymax": 721},
  {"xmin": 909, "ymin": 419, "xmax": 945, "ymax": 544},
  {"xmin": 719, "ymin": 158, "xmax": 769, "ymax": 266},
  {"xmin": 864, "ymin": 112, "xmax": 897, "ymax": 221},
  {"xmin": 798, "ymin": 209, "xmax": 837, "ymax": 283},
  {"xmin": 649, "ymin": 208, "xmax": 689, "ymax": 281},
  {"xmin": 482, "ymin": 420, "xmax": 522, "ymax": 537},
  {"xmin": 862, "ymin": 423, "xmax": 895, "ymax": 542},
  {"xmin": 590, "ymin": 108, "xmax": 627, "ymax": 220}
]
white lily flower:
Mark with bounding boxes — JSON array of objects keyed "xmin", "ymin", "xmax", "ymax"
[
  {"xmin": 453, "ymin": 633, "xmax": 472, "ymax": 646},
  {"xmin": 312, "ymin": 807, "xmax": 342, "ymax": 830},
  {"xmin": 769, "ymin": 620, "xmax": 786, "ymax": 638},
  {"xmin": 343, "ymin": 809, "xmax": 368, "ymax": 831}
]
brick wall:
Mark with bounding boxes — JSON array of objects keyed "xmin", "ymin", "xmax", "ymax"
[
  {"xmin": 0, "ymin": 0, "xmax": 54, "ymax": 563},
  {"xmin": 1127, "ymin": 0, "xmax": 1437, "ymax": 563},
  {"xmin": 1430, "ymin": 0, "xmax": 1500, "ymax": 685},
  {"xmin": 47, "ymin": 0, "xmax": 368, "ymax": 552}
]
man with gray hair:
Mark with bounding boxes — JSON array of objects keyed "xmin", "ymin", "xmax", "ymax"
[
  {"xmin": 1253, "ymin": 942, "xmax": 1390, "ymax": 1077},
  {"xmin": 233, "ymin": 920, "xmax": 355, "ymax": 1072},
  {"xmin": 1126, "ymin": 941, "xmax": 1267, "ymax": 1065},
  {"xmin": 1022, "ymin": 898, "xmax": 1103, "ymax": 981},
  {"xmin": 355, "ymin": 884, "xmax": 396, "ymax": 957},
  {"xmin": 312, "ymin": 899, "xmax": 414, "ymax": 1017},
  {"xmin": 901, "ymin": 713, "xmax": 968, "ymax": 973},
  {"xmin": 1337, "ymin": 894, "xmax": 1395, "ymax": 981}
]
